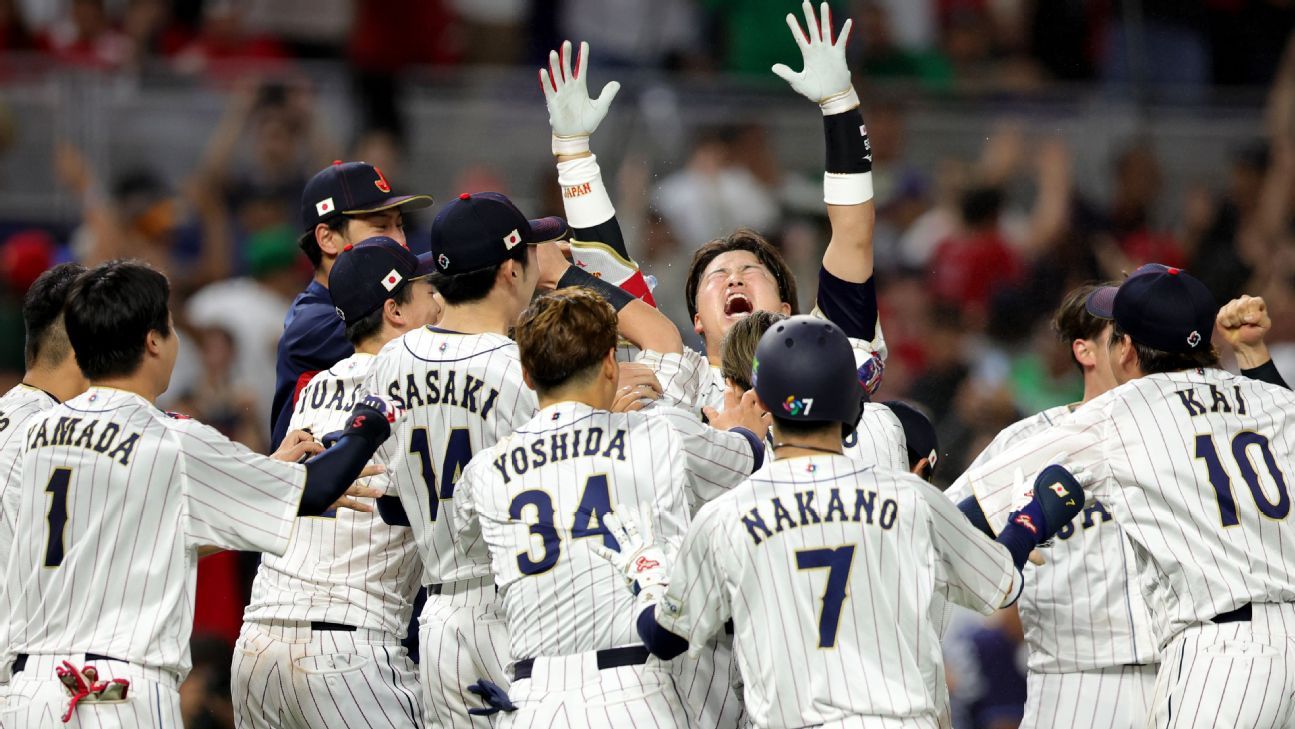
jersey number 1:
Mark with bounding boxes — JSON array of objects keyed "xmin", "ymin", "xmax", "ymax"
[
  {"xmin": 409, "ymin": 427, "xmax": 473, "ymax": 521},
  {"xmin": 1196, "ymin": 432, "xmax": 1291, "ymax": 527},
  {"xmin": 795, "ymin": 544, "xmax": 855, "ymax": 648},
  {"xmin": 44, "ymin": 468, "xmax": 72, "ymax": 567}
]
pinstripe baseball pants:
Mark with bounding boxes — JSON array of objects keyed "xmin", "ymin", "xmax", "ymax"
[
  {"xmin": 1146, "ymin": 603, "xmax": 1295, "ymax": 729},
  {"xmin": 420, "ymin": 577, "xmax": 509, "ymax": 729},
  {"xmin": 1021, "ymin": 665, "xmax": 1157, "ymax": 729},
  {"xmin": 232, "ymin": 620, "xmax": 423, "ymax": 729},
  {"xmin": 0, "ymin": 654, "xmax": 182, "ymax": 729},
  {"xmin": 498, "ymin": 651, "xmax": 691, "ymax": 729}
]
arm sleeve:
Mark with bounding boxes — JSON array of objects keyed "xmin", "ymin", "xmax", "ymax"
[
  {"xmin": 174, "ymin": 419, "xmax": 305, "ymax": 555},
  {"xmin": 813, "ymin": 267, "xmax": 886, "ymax": 361},
  {"xmin": 1241, "ymin": 360, "xmax": 1290, "ymax": 390},
  {"xmin": 634, "ymin": 348, "xmax": 708, "ymax": 410},
  {"xmin": 654, "ymin": 407, "xmax": 760, "ymax": 504},
  {"xmin": 559, "ymin": 154, "xmax": 657, "ymax": 305},
  {"xmin": 921, "ymin": 483, "xmax": 1022, "ymax": 613},
  {"xmin": 654, "ymin": 504, "xmax": 734, "ymax": 653}
]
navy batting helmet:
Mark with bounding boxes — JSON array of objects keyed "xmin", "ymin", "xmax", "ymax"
[{"xmin": 751, "ymin": 315, "xmax": 865, "ymax": 436}]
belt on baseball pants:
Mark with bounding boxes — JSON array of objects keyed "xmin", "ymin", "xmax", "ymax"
[
  {"xmin": 513, "ymin": 645, "xmax": 650, "ymax": 682},
  {"xmin": 310, "ymin": 621, "xmax": 357, "ymax": 632},
  {"xmin": 13, "ymin": 653, "xmax": 124, "ymax": 674},
  {"xmin": 1211, "ymin": 604, "xmax": 1252, "ymax": 624}
]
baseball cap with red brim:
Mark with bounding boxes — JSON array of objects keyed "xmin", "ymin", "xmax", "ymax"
[
  {"xmin": 1085, "ymin": 263, "xmax": 1218, "ymax": 354},
  {"xmin": 301, "ymin": 161, "xmax": 434, "ymax": 232}
]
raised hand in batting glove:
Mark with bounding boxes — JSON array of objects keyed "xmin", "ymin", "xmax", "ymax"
[
  {"xmin": 772, "ymin": 1, "xmax": 858, "ymax": 115},
  {"xmin": 589, "ymin": 504, "xmax": 671, "ymax": 604},
  {"xmin": 541, "ymin": 40, "xmax": 621, "ymax": 156},
  {"xmin": 467, "ymin": 679, "xmax": 517, "ymax": 716}
]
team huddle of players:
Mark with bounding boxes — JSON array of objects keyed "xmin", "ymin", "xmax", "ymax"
[{"xmin": 2, "ymin": 3, "xmax": 1295, "ymax": 729}]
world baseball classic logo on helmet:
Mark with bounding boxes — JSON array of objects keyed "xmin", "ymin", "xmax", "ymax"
[{"xmin": 783, "ymin": 396, "xmax": 814, "ymax": 416}]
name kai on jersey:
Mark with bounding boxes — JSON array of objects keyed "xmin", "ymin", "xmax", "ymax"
[
  {"xmin": 27, "ymin": 416, "xmax": 141, "ymax": 466},
  {"xmin": 382, "ymin": 369, "xmax": 499, "ymax": 420},
  {"xmin": 741, "ymin": 487, "xmax": 899, "ymax": 546}
]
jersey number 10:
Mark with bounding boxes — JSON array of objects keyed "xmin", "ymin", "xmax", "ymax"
[{"xmin": 1195, "ymin": 432, "xmax": 1291, "ymax": 527}]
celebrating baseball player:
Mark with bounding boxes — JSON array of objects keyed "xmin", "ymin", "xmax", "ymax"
[
  {"xmin": 594, "ymin": 315, "xmax": 1083, "ymax": 728},
  {"xmin": 0, "ymin": 260, "xmax": 399, "ymax": 728},
  {"xmin": 451, "ymin": 288, "xmax": 765, "ymax": 727},
  {"xmin": 964, "ymin": 264, "xmax": 1295, "ymax": 728},
  {"xmin": 233, "ymin": 236, "xmax": 445, "ymax": 729}
]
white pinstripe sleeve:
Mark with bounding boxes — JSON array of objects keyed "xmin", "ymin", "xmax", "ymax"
[
  {"xmin": 170, "ymin": 418, "xmax": 306, "ymax": 555},
  {"xmin": 965, "ymin": 413, "xmax": 1116, "ymax": 534},
  {"xmin": 451, "ymin": 451, "xmax": 488, "ymax": 546},
  {"xmin": 634, "ymin": 349, "xmax": 707, "ymax": 410},
  {"xmin": 656, "ymin": 501, "xmax": 734, "ymax": 651},
  {"xmin": 919, "ymin": 481, "xmax": 1021, "ymax": 613},
  {"xmin": 653, "ymin": 407, "xmax": 757, "ymax": 503}
]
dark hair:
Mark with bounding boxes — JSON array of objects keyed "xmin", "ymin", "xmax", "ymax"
[
  {"xmin": 720, "ymin": 310, "xmax": 788, "ymax": 391},
  {"xmin": 428, "ymin": 243, "xmax": 528, "ymax": 306},
  {"xmin": 514, "ymin": 288, "xmax": 617, "ymax": 394},
  {"xmin": 770, "ymin": 413, "xmax": 841, "ymax": 440},
  {"xmin": 685, "ymin": 229, "xmax": 798, "ymax": 323},
  {"xmin": 1052, "ymin": 283, "xmax": 1112, "ymax": 372},
  {"xmin": 1109, "ymin": 321, "xmax": 1219, "ymax": 375},
  {"xmin": 344, "ymin": 281, "xmax": 415, "ymax": 345},
  {"xmin": 23, "ymin": 262, "xmax": 87, "ymax": 368},
  {"xmin": 299, "ymin": 216, "xmax": 351, "ymax": 270},
  {"xmin": 65, "ymin": 260, "xmax": 171, "ymax": 380}
]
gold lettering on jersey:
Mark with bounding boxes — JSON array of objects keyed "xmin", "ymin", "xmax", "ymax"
[
  {"xmin": 385, "ymin": 370, "xmax": 500, "ymax": 421},
  {"xmin": 28, "ymin": 417, "xmax": 142, "ymax": 466},
  {"xmin": 742, "ymin": 487, "xmax": 900, "ymax": 545},
  {"xmin": 491, "ymin": 426, "xmax": 628, "ymax": 484}
]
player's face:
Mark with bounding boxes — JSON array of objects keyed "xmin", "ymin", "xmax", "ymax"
[
  {"xmin": 401, "ymin": 279, "xmax": 443, "ymax": 330},
  {"xmin": 347, "ymin": 210, "xmax": 406, "ymax": 247},
  {"xmin": 693, "ymin": 251, "xmax": 790, "ymax": 349}
]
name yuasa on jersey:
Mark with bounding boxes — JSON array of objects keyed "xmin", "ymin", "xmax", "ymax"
[
  {"xmin": 455, "ymin": 400, "xmax": 754, "ymax": 660},
  {"xmin": 966, "ymin": 368, "xmax": 1295, "ymax": 647},
  {"xmin": 363, "ymin": 327, "xmax": 539, "ymax": 586},
  {"xmin": 2, "ymin": 387, "xmax": 303, "ymax": 676},
  {"xmin": 947, "ymin": 405, "xmax": 1156, "ymax": 673},
  {"xmin": 657, "ymin": 455, "xmax": 1019, "ymax": 727},
  {"xmin": 245, "ymin": 353, "xmax": 422, "ymax": 635}
]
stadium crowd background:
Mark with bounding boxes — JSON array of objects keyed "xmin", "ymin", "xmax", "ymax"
[{"xmin": 1, "ymin": 0, "xmax": 1294, "ymax": 726}]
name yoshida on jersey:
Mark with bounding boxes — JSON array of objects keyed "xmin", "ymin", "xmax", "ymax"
[{"xmin": 966, "ymin": 368, "xmax": 1295, "ymax": 647}]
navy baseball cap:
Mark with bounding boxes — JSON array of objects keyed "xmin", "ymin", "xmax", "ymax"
[
  {"xmin": 1085, "ymin": 263, "xmax": 1217, "ymax": 354},
  {"xmin": 301, "ymin": 161, "xmax": 433, "ymax": 232},
  {"xmin": 881, "ymin": 400, "xmax": 939, "ymax": 474},
  {"xmin": 328, "ymin": 236, "xmax": 435, "ymax": 323},
  {"xmin": 429, "ymin": 192, "xmax": 568, "ymax": 275}
]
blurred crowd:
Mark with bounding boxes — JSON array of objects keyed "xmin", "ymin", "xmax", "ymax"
[{"xmin": 3, "ymin": 1, "xmax": 1295, "ymax": 728}]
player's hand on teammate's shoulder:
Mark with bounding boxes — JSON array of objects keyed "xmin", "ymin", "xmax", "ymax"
[
  {"xmin": 704, "ymin": 388, "xmax": 772, "ymax": 435},
  {"xmin": 612, "ymin": 362, "xmax": 663, "ymax": 413},
  {"xmin": 1216, "ymin": 294, "xmax": 1270, "ymax": 351},
  {"xmin": 271, "ymin": 429, "xmax": 324, "ymax": 463}
]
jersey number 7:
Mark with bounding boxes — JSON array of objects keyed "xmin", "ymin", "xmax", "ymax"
[
  {"xmin": 1195, "ymin": 432, "xmax": 1290, "ymax": 527},
  {"xmin": 795, "ymin": 544, "xmax": 856, "ymax": 648}
]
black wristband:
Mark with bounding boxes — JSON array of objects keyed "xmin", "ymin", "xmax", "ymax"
[
  {"xmin": 823, "ymin": 107, "xmax": 872, "ymax": 174},
  {"xmin": 557, "ymin": 265, "xmax": 636, "ymax": 312},
  {"xmin": 1241, "ymin": 359, "xmax": 1290, "ymax": 390}
]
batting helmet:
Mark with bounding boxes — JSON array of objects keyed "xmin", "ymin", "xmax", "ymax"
[{"xmin": 751, "ymin": 315, "xmax": 865, "ymax": 436}]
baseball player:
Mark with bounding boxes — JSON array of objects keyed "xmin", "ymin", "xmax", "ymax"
[
  {"xmin": 962, "ymin": 264, "xmax": 1295, "ymax": 728},
  {"xmin": 362, "ymin": 191, "xmax": 682, "ymax": 728},
  {"xmin": 0, "ymin": 263, "xmax": 88, "ymax": 681},
  {"xmin": 0, "ymin": 260, "xmax": 398, "ymax": 729},
  {"xmin": 234, "ymin": 237, "xmax": 445, "ymax": 729},
  {"xmin": 451, "ymin": 288, "xmax": 765, "ymax": 727},
  {"xmin": 271, "ymin": 160, "xmax": 433, "ymax": 448},
  {"xmin": 595, "ymin": 315, "xmax": 1083, "ymax": 728}
]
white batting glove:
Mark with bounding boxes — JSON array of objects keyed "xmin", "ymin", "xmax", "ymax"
[
  {"xmin": 589, "ymin": 504, "xmax": 671, "ymax": 603},
  {"xmin": 540, "ymin": 40, "xmax": 622, "ymax": 156},
  {"xmin": 772, "ymin": 1, "xmax": 858, "ymax": 115}
]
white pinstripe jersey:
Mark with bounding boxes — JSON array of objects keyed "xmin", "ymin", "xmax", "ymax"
[
  {"xmin": 753, "ymin": 404, "xmax": 908, "ymax": 474},
  {"xmin": 244, "ymin": 353, "xmax": 423, "ymax": 635},
  {"xmin": 454, "ymin": 400, "xmax": 756, "ymax": 661},
  {"xmin": 0, "ymin": 385, "xmax": 58, "ymax": 578},
  {"xmin": 947, "ymin": 405, "xmax": 1157, "ymax": 673},
  {"xmin": 699, "ymin": 332, "xmax": 885, "ymax": 414},
  {"xmin": 966, "ymin": 368, "xmax": 1295, "ymax": 648},
  {"xmin": 364, "ymin": 327, "xmax": 539, "ymax": 586},
  {"xmin": 657, "ymin": 455, "xmax": 1021, "ymax": 728},
  {"xmin": 1, "ymin": 387, "xmax": 303, "ymax": 677}
]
